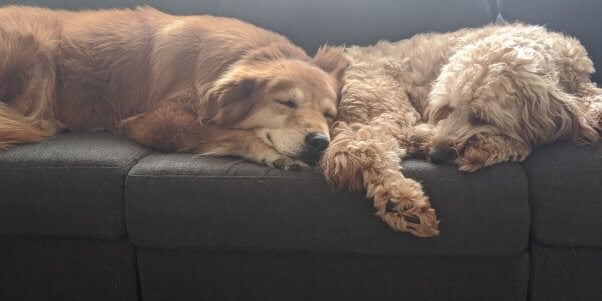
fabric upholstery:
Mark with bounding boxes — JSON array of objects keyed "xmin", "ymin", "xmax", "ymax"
[
  {"xmin": 126, "ymin": 154, "xmax": 529, "ymax": 257},
  {"xmin": 138, "ymin": 248, "xmax": 529, "ymax": 301},
  {"xmin": 498, "ymin": 0, "xmax": 602, "ymax": 84},
  {"xmin": 529, "ymin": 244, "xmax": 602, "ymax": 301},
  {"xmin": 1, "ymin": 0, "xmax": 600, "ymax": 300},
  {"xmin": 0, "ymin": 132, "xmax": 149, "ymax": 239},
  {"xmin": 522, "ymin": 142, "xmax": 602, "ymax": 247},
  {"xmin": 0, "ymin": 238, "xmax": 139, "ymax": 301},
  {"xmin": 217, "ymin": 0, "xmax": 495, "ymax": 54},
  {"xmin": 1, "ymin": 0, "xmax": 495, "ymax": 54}
]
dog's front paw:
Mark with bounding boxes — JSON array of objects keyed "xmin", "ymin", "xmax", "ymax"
[
  {"xmin": 456, "ymin": 141, "xmax": 492, "ymax": 171},
  {"xmin": 456, "ymin": 134, "xmax": 529, "ymax": 172},
  {"xmin": 269, "ymin": 156, "xmax": 309, "ymax": 171},
  {"xmin": 457, "ymin": 156, "xmax": 484, "ymax": 172},
  {"xmin": 407, "ymin": 123, "xmax": 434, "ymax": 158},
  {"xmin": 456, "ymin": 148, "xmax": 518, "ymax": 172},
  {"xmin": 371, "ymin": 178, "xmax": 439, "ymax": 237}
]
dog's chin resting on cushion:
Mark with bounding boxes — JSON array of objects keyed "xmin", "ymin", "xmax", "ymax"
[
  {"xmin": 0, "ymin": 6, "xmax": 348, "ymax": 170},
  {"xmin": 320, "ymin": 23, "xmax": 602, "ymax": 237}
]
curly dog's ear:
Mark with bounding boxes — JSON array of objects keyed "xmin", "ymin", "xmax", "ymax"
[
  {"xmin": 313, "ymin": 45, "xmax": 349, "ymax": 84},
  {"xmin": 548, "ymin": 89, "xmax": 600, "ymax": 145},
  {"xmin": 203, "ymin": 72, "xmax": 261, "ymax": 127},
  {"xmin": 518, "ymin": 83, "xmax": 600, "ymax": 145}
]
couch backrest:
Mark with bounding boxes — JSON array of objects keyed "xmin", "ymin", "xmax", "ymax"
[
  {"xmin": 1, "ymin": 0, "xmax": 494, "ymax": 54},
  {"xmin": 2, "ymin": 0, "xmax": 601, "ymax": 83},
  {"xmin": 215, "ymin": 0, "xmax": 494, "ymax": 54}
]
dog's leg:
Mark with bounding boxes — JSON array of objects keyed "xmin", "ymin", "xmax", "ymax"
[
  {"xmin": 593, "ymin": 101, "xmax": 602, "ymax": 131},
  {"xmin": 117, "ymin": 106, "xmax": 308, "ymax": 170},
  {"xmin": 576, "ymin": 82, "xmax": 602, "ymax": 132},
  {"xmin": 0, "ymin": 28, "xmax": 62, "ymax": 149},
  {"xmin": 0, "ymin": 103, "xmax": 59, "ymax": 149},
  {"xmin": 456, "ymin": 133, "xmax": 531, "ymax": 171},
  {"xmin": 321, "ymin": 115, "xmax": 439, "ymax": 237}
]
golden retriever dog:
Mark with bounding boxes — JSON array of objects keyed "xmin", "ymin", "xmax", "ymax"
[
  {"xmin": 320, "ymin": 23, "xmax": 602, "ymax": 236},
  {"xmin": 0, "ymin": 6, "xmax": 348, "ymax": 170}
]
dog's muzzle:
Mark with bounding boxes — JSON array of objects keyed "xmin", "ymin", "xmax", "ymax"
[
  {"xmin": 298, "ymin": 132, "xmax": 330, "ymax": 163},
  {"xmin": 428, "ymin": 147, "xmax": 458, "ymax": 164},
  {"xmin": 305, "ymin": 132, "xmax": 329, "ymax": 152}
]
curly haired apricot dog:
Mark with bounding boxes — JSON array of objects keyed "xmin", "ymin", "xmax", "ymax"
[
  {"xmin": 321, "ymin": 23, "xmax": 602, "ymax": 236},
  {"xmin": 0, "ymin": 6, "xmax": 348, "ymax": 169}
]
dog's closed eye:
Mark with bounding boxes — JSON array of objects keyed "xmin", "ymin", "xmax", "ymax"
[{"xmin": 277, "ymin": 99, "xmax": 297, "ymax": 108}]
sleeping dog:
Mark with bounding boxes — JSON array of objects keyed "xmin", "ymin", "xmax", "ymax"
[{"xmin": 0, "ymin": 5, "xmax": 348, "ymax": 170}]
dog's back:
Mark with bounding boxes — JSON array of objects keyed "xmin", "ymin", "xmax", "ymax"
[{"xmin": 0, "ymin": 6, "xmax": 303, "ymax": 131}]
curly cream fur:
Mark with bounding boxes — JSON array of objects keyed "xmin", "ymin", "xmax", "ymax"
[{"xmin": 321, "ymin": 23, "xmax": 602, "ymax": 236}]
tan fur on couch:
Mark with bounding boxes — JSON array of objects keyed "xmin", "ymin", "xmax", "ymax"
[
  {"xmin": 0, "ymin": 6, "xmax": 348, "ymax": 169},
  {"xmin": 321, "ymin": 23, "xmax": 602, "ymax": 236}
]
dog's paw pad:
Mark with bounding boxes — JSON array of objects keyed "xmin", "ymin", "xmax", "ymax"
[
  {"xmin": 385, "ymin": 200, "xmax": 396, "ymax": 213},
  {"xmin": 286, "ymin": 163, "xmax": 304, "ymax": 171},
  {"xmin": 386, "ymin": 199, "xmax": 413, "ymax": 213},
  {"xmin": 381, "ymin": 205, "xmax": 439, "ymax": 237},
  {"xmin": 374, "ymin": 181, "xmax": 440, "ymax": 237},
  {"xmin": 403, "ymin": 212, "xmax": 421, "ymax": 225}
]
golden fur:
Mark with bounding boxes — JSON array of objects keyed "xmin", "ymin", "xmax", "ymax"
[
  {"xmin": 0, "ymin": 6, "xmax": 348, "ymax": 169},
  {"xmin": 321, "ymin": 23, "xmax": 602, "ymax": 236}
]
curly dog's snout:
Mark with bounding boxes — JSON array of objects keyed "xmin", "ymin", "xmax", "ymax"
[{"xmin": 428, "ymin": 147, "xmax": 458, "ymax": 164}]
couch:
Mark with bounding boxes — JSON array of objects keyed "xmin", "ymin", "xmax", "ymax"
[{"xmin": 0, "ymin": 0, "xmax": 600, "ymax": 300}]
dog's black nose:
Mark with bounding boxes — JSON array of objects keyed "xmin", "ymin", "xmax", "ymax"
[
  {"xmin": 305, "ymin": 132, "xmax": 330, "ymax": 152},
  {"xmin": 428, "ymin": 147, "xmax": 457, "ymax": 164}
]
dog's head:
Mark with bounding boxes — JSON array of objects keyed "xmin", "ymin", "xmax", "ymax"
[
  {"xmin": 426, "ymin": 57, "xmax": 599, "ymax": 171},
  {"xmin": 203, "ymin": 46, "xmax": 348, "ymax": 164}
]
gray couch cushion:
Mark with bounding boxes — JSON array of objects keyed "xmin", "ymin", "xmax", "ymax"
[
  {"xmin": 126, "ymin": 154, "xmax": 529, "ymax": 257},
  {"xmin": 218, "ymin": 0, "xmax": 495, "ymax": 53},
  {"xmin": 137, "ymin": 248, "xmax": 529, "ymax": 301},
  {"xmin": 0, "ymin": 238, "xmax": 139, "ymax": 301},
  {"xmin": 522, "ymin": 142, "xmax": 602, "ymax": 247},
  {"xmin": 529, "ymin": 244, "xmax": 602, "ymax": 301},
  {"xmin": 498, "ymin": 0, "xmax": 602, "ymax": 84},
  {"xmin": 0, "ymin": 133, "xmax": 149, "ymax": 239}
]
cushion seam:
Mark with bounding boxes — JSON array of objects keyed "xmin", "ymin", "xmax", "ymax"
[{"xmin": 0, "ymin": 150, "xmax": 154, "ymax": 170}]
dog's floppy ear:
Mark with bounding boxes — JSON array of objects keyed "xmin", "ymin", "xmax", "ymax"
[
  {"xmin": 547, "ymin": 89, "xmax": 600, "ymax": 145},
  {"xmin": 203, "ymin": 73, "xmax": 260, "ymax": 127},
  {"xmin": 518, "ymin": 83, "xmax": 600, "ymax": 145},
  {"xmin": 313, "ymin": 45, "xmax": 349, "ymax": 84}
]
